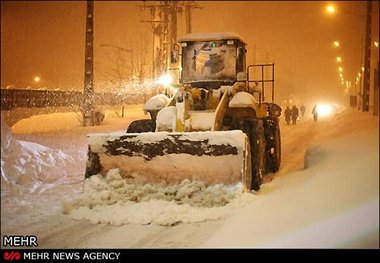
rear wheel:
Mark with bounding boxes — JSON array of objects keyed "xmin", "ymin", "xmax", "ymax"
[
  {"xmin": 127, "ymin": 119, "xmax": 156, "ymax": 133},
  {"xmin": 264, "ymin": 118, "xmax": 281, "ymax": 173},
  {"xmin": 235, "ymin": 119, "xmax": 266, "ymax": 191}
]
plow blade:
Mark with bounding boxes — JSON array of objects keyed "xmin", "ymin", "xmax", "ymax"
[{"xmin": 85, "ymin": 130, "xmax": 252, "ymax": 192}]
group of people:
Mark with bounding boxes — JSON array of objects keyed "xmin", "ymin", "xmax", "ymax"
[
  {"xmin": 284, "ymin": 104, "xmax": 319, "ymax": 124},
  {"xmin": 284, "ymin": 105, "xmax": 301, "ymax": 125}
]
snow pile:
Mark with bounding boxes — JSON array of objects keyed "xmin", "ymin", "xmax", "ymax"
[
  {"xmin": 1, "ymin": 115, "xmax": 78, "ymax": 205},
  {"xmin": 12, "ymin": 112, "xmax": 81, "ymax": 134},
  {"xmin": 64, "ymin": 168, "xmax": 255, "ymax": 226},
  {"xmin": 1, "ymin": 113, "xmax": 12, "ymax": 151}
]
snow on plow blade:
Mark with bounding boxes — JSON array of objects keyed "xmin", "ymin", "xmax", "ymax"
[{"xmin": 85, "ymin": 130, "xmax": 252, "ymax": 192}]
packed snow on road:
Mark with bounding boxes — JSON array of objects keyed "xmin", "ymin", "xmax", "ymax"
[{"xmin": 1, "ymin": 104, "xmax": 378, "ymax": 248}]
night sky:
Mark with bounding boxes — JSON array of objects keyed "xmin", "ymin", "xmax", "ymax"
[{"xmin": 1, "ymin": 1, "xmax": 379, "ymax": 105}]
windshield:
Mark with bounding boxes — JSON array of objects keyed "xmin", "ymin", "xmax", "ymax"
[{"xmin": 181, "ymin": 40, "xmax": 237, "ymax": 83}]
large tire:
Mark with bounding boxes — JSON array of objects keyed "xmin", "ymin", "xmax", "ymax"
[
  {"xmin": 235, "ymin": 119, "xmax": 266, "ymax": 191},
  {"xmin": 127, "ymin": 119, "xmax": 156, "ymax": 133},
  {"xmin": 263, "ymin": 118, "xmax": 281, "ymax": 173}
]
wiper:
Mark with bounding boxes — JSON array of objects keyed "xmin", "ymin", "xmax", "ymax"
[{"xmin": 193, "ymin": 42, "xmax": 210, "ymax": 59}]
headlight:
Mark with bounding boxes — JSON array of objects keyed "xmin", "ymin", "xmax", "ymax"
[
  {"xmin": 158, "ymin": 74, "xmax": 172, "ymax": 85},
  {"xmin": 316, "ymin": 103, "xmax": 333, "ymax": 117}
]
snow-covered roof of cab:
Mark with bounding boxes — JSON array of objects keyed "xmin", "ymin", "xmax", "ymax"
[{"xmin": 178, "ymin": 32, "xmax": 246, "ymax": 45}]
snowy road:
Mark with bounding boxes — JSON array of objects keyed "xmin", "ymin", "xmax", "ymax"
[{"xmin": 1, "ymin": 105, "xmax": 378, "ymax": 248}]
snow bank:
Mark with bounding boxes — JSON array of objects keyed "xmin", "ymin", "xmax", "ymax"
[
  {"xmin": 202, "ymin": 110, "xmax": 379, "ymax": 248},
  {"xmin": 64, "ymin": 168, "xmax": 256, "ymax": 226},
  {"xmin": 1, "ymin": 113, "xmax": 12, "ymax": 150},
  {"xmin": 12, "ymin": 112, "xmax": 81, "ymax": 134},
  {"xmin": 1, "ymin": 116, "xmax": 77, "ymax": 206},
  {"xmin": 1, "ymin": 140, "xmax": 77, "ymax": 193}
]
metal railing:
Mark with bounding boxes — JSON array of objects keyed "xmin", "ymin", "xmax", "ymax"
[
  {"xmin": 0, "ymin": 89, "xmax": 142, "ymax": 110},
  {"xmin": 246, "ymin": 63, "xmax": 275, "ymax": 103}
]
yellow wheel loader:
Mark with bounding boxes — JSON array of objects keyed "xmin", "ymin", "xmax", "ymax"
[{"xmin": 85, "ymin": 32, "xmax": 282, "ymax": 192}]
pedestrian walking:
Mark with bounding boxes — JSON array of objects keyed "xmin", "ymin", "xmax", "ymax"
[
  {"xmin": 300, "ymin": 104, "xmax": 306, "ymax": 118},
  {"xmin": 291, "ymin": 105, "xmax": 299, "ymax": 125},
  {"xmin": 312, "ymin": 104, "xmax": 318, "ymax": 122},
  {"xmin": 284, "ymin": 106, "xmax": 291, "ymax": 125}
]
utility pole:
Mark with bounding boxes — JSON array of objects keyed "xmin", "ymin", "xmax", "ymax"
[
  {"xmin": 185, "ymin": 2, "xmax": 192, "ymax": 34},
  {"xmin": 138, "ymin": 1, "xmax": 201, "ymax": 78},
  {"xmin": 152, "ymin": 6, "xmax": 165, "ymax": 78},
  {"xmin": 83, "ymin": 0, "xmax": 95, "ymax": 126},
  {"xmin": 374, "ymin": 61, "xmax": 379, "ymax": 116},
  {"xmin": 170, "ymin": 2, "xmax": 177, "ymax": 56},
  {"xmin": 362, "ymin": 0, "xmax": 372, "ymax": 112},
  {"xmin": 139, "ymin": 2, "xmax": 170, "ymax": 78},
  {"xmin": 184, "ymin": 1, "xmax": 201, "ymax": 34}
]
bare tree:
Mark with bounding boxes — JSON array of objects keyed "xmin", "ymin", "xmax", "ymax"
[
  {"xmin": 97, "ymin": 45, "xmax": 133, "ymax": 90},
  {"xmin": 97, "ymin": 35, "xmax": 152, "ymax": 89},
  {"xmin": 132, "ymin": 35, "xmax": 151, "ymax": 82}
]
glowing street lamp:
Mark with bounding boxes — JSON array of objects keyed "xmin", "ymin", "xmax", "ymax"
[
  {"xmin": 333, "ymin": 41, "xmax": 340, "ymax": 47},
  {"xmin": 361, "ymin": 67, "xmax": 365, "ymax": 72},
  {"xmin": 336, "ymin": 56, "xmax": 342, "ymax": 62},
  {"xmin": 338, "ymin": 67, "xmax": 343, "ymax": 72},
  {"xmin": 339, "ymin": 73, "xmax": 343, "ymax": 77},
  {"xmin": 374, "ymin": 41, "xmax": 379, "ymax": 48},
  {"xmin": 326, "ymin": 4, "xmax": 336, "ymax": 14},
  {"xmin": 34, "ymin": 76, "xmax": 40, "ymax": 83}
]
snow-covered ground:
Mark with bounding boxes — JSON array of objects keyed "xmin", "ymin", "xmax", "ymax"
[{"xmin": 1, "ymin": 104, "xmax": 378, "ymax": 248}]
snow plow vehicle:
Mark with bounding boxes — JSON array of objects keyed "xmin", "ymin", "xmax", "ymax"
[{"xmin": 85, "ymin": 32, "xmax": 281, "ymax": 192}]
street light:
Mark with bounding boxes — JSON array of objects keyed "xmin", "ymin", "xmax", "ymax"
[
  {"xmin": 336, "ymin": 56, "xmax": 342, "ymax": 62},
  {"xmin": 333, "ymin": 41, "xmax": 340, "ymax": 47},
  {"xmin": 338, "ymin": 67, "xmax": 343, "ymax": 72},
  {"xmin": 375, "ymin": 41, "xmax": 379, "ymax": 48},
  {"xmin": 34, "ymin": 76, "xmax": 40, "ymax": 83},
  {"xmin": 326, "ymin": 4, "xmax": 336, "ymax": 14},
  {"xmin": 325, "ymin": 2, "xmax": 373, "ymax": 112}
]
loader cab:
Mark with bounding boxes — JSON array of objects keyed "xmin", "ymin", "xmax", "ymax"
[{"xmin": 178, "ymin": 32, "xmax": 247, "ymax": 88}]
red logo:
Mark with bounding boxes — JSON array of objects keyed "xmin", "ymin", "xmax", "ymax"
[{"xmin": 3, "ymin": 251, "xmax": 21, "ymax": 261}]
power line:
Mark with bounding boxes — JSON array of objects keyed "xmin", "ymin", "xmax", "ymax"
[{"xmin": 138, "ymin": 1, "xmax": 202, "ymax": 78}]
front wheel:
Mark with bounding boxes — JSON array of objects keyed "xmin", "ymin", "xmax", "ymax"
[
  {"xmin": 234, "ymin": 119, "xmax": 266, "ymax": 191},
  {"xmin": 127, "ymin": 119, "xmax": 156, "ymax": 133},
  {"xmin": 264, "ymin": 118, "xmax": 281, "ymax": 173}
]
